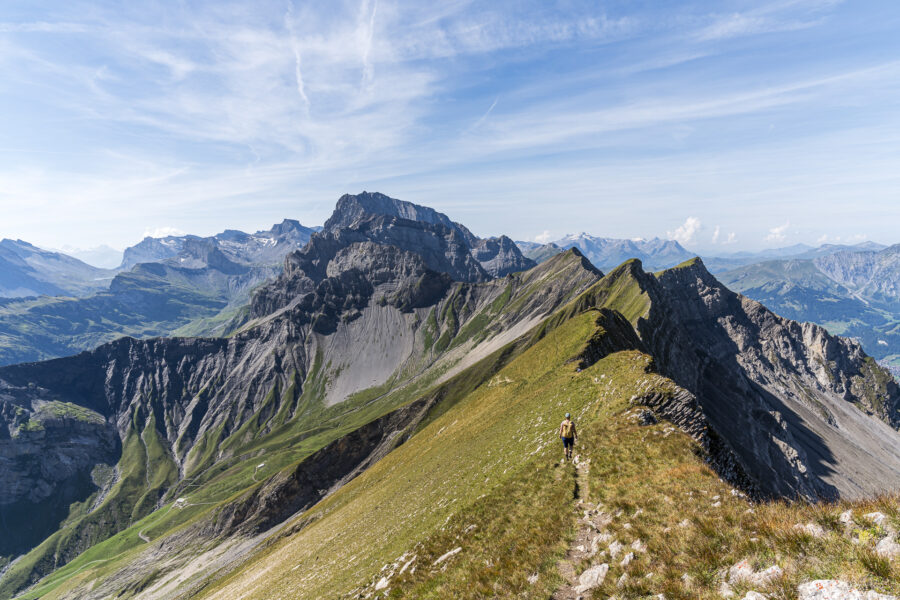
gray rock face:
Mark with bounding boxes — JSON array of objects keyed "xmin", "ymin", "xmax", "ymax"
[
  {"xmin": 252, "ymin": 193, "xmax": 534, "ymax": 317},
  {"xmin": 629, "ymin": 259, "xmax": 900, "ymax": 499},
  {"xmin": 471, "ymin": 236, "xmax": 534, "ymax": 277},
  {"xmin": 254, "ymin": 241, "xmax": 453, "ymax": 334},
  {"xmin": 0, "ymin": 394, "xmax": 118, "ymax": 558},
  {"xmin": 323, "ymin": 192, "xmax": 477, "ymax": 244},
  {"xmin": 815, "ymin": 245, "xmax": 900, "ymax": 304}
]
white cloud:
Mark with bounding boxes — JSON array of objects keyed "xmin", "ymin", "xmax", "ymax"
[
  {"xmin": 534, "ymin": 230, "xmax": 552, "ymax": 244},
  {"xmin": 711, "ymin": 225, "xmax": 737, "ymax": 245},
  {"xmin": 695, "ymin": 0, "xmax": 839, "ymax": 43},
  {"xmin": 143, "ymin": 226, "xmax": 186, "ymax": 239},
  {"xmin": 815, "ymin": 233, "xmax": 869, "ymax": 245},
  {"xmin": 668, "ymin": 216, "xmax": 702, "ymax": 245},
  {"xmin": 764, "ymin": 221, "xmax": 790, "ymax": 244}
]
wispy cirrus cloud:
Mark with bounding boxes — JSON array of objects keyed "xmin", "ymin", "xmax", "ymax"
[
  {"xmin": 0, "ymin": 0, "xmax": 895, "ymax": 251},
  {"xmin": 694, "ymin": 0, "xmax": 843, "ymax": 41},
  {"xmin": 695, "ymin": 13, "xmax": 820, "ymax": 41}
]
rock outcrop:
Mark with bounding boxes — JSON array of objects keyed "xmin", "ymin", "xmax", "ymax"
[{"xmin": 622, "ymin": 258, "xmax": 900, "ymax": 499}]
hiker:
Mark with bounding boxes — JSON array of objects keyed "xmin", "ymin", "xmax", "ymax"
[{"xmin": 559, "ymin": 413, "xmax": 577, "ymax": 461}]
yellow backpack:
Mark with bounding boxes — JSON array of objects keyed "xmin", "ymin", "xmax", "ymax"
[{"xmin": 561, "ymin": 420, "xmax": 574, "ymax": 438}]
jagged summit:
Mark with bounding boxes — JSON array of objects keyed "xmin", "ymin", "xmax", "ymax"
[
  {"xmin": 325, "ymin": 192, "xmax": 478, "ymax": 244},
  {"xmin": 591, "ymin": 255, "xmax": 900, "ymax": 499},
  {"xmin": 251, "ymin": 192, "xmax": 535, "ymax": 317}
]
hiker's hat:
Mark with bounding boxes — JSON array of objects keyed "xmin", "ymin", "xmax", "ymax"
[{"xmin": 565, "ymin": 413, "xmax": 570, "ymax": 418}]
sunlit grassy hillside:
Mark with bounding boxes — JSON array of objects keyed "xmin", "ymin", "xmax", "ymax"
[{"xmin": 198, "ymin": 311, "xmax": 900, "ymax": 599}]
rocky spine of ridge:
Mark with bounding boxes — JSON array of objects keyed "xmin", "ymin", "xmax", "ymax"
[
  {"xmin": 616, "ymin": 258, "xmax": 900, "ymax": 500},
  {"xmin": 573, "ymin": 306, "xmax": 761, "ymax": 497}
]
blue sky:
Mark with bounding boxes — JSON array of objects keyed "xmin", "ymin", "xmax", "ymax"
[{"xmin": 0, "ymin": 0, "xmax": 898, "ymax": 252}]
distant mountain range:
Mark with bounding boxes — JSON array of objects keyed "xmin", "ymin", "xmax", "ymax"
[
  {"xmin": 0, "ymin": 239, "xmax": 115, "ymax": 298},
  {"xmin": 2, "ymin": 192, "xmax": 898, "ymax": 599},
  {"xmin": 516, "ymin": 234, "xmax": 694, "ymax": 272},
  {"xmin": 702, "ymin": 241, "xmax": 888, "ymax": 272},
  {"xmin": 119, "ymin": 219, "xmax": 321, "ymax": 270},
  {"xmin": 0, "ymin": 220, "xmax": 320, "ymax": 365},
  {"xmin": 518, "ymin": 235, "xmax": 889, "ymax": 274},
  {"xmin": 718, "ymin": 245, "xmax": 900, "ymax": 375}
]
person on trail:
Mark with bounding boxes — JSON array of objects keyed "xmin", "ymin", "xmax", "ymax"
[{"xmin": 559, "ymin": 413, "xmax": 577, "ymax": 461}]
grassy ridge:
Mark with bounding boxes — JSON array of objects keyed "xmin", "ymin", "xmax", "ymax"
[
  {"xmin": 201, "ymin": 309, "xmax": 900, "ymax": 599},
  {"xmin": 13, "ymin": 251, "xmax": 900, "ymax": 599},
  {"xmin": 578, "ymin": 400, "xmax": 900, "ymax": 598},
  {"xmin": 198, "ymin": 312, "xmax": 637, "ymax": 599}
]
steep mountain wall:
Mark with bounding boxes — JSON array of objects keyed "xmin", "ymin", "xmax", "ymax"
[{"xmin": 635, "ymin": 259, "xmax": 900, "ymax": 499}]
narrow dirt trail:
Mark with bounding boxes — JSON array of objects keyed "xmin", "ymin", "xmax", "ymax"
[{"xmin": 551, "ymin": 454, "xmax": 602, "ymax": 600}]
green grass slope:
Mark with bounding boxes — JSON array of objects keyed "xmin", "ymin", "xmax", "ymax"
[
  {"xmin": 4, "ymin": 252, "xmax": 599, "ymax": 599},
  {"xmin": 14, "ymin": 257, "xmax": 900, "ymax": 599},
  {"xmin": 200, "ymin": 305, "xmax": 900, "ymax": 599},
  {"xmin": 198, "ymin": 310, "xmax": 619, "ymax": 600}
]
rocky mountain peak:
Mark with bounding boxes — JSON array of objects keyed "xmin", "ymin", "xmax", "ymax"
[
  {"xmin": 270, "ymin": 218, "xmax": 306, "ymax": 236},
  {"xmin": 170, "ymin": 239, "xmax": 249, "ymax": 274},
  {"xmin": 325, "ymin": 192, "xmax": 476, "ymax": 243},
  {"xmin": 639, "ymin": 258, "xmax": 900, "ymax": 499},
  {"xmin": 251, "ymin": 193, "xmax": 535, "ymax": 318}
]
